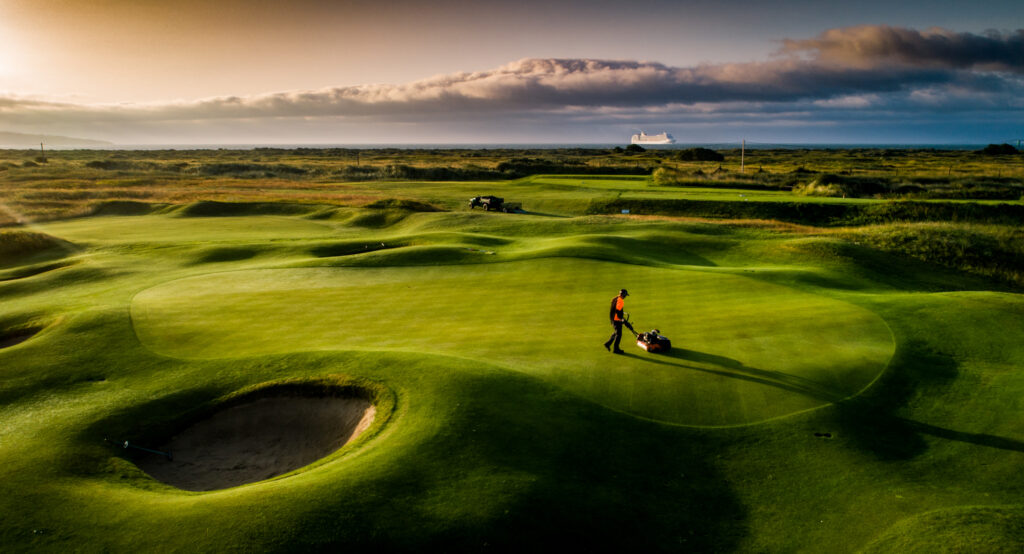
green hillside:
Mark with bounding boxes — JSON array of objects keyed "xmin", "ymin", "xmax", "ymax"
[{"xmin": 1, "ymin": 186, "xmax": 1021, "ymax": 551}]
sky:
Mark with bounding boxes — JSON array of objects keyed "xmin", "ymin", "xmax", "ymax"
[{"xmin": 1, "ymin": 0, "xmax": 1022, "ymax": 145}]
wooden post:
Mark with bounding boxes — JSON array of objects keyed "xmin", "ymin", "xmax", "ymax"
[{"xmin": 39, "ymin": 142, "xmax": 45, "ymax": 162}]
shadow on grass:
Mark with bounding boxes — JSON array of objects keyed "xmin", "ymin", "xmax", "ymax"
[
  {"xmin": 618, "ymin": 347, "xmax": 844, "ymax": 403},
  {"xmin": 903, "ymin": 420, "xmax": 1024, "ymax": 453},
  {"xmin": 623, "ymin": 344, "xmax": 1024, "ymax": 457},
  {"xmin": 828, "ymin": 341, "xmax": 955, "ymax": 460},
  {"xmin": 519, "ymin": 210, "xmax": 571, "ymax": 218},
  {"xmin": 288, "ymin": 367, "xmax": 749, "ymax": 552},
  {"xmin": 80, "ymin": 386, "xmax": 230, "ymax": 462},
  {"xmin": 831, "ymin": 340, "xmax": 1024, "ymax": 458}
]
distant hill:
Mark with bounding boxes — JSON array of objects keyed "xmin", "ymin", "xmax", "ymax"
[{"xmin": 0, "ymin": 131, "xmax": 113, "ymax": 148}]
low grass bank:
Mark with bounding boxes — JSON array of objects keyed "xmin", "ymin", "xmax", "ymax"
[
  {"xmin": 586, "ymin": 197, "xmax": 1024, "ymax": 226},
  {"xmin": 839, "ymin": 223, "xmax": 1024, "ymax": 288},
  {"xmin": 654, "ymin": 163, "xmax": 1024, "ymax": 201}
]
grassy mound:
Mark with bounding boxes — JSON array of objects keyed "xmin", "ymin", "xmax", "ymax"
[
  {"xmin": 344, "ymin": 209, "xmax": 413, "ymax": 228},
  {"xmin": 0, "ymin": 260, "xmax": 75, "ymax": 282},
  {"xmin": 861, "ymin": 506, "xmax": 1024, "ymax": 553},
  {"xmin": 88, "ymin": 200, "xmax": 156, "ymax": 216},
  {"xmin": 310, "ymin": 240, "xmax": 405, "ymax": 258},
  {"xmin": 35, "ymin": 213, "xmax": 336, "ymax": 243},
  {"xmin": 177, "ymin": 201, "xmax": 320, "ymax": 218},
  {"xmin": 0, "ymin": 230, "xmax": 75, "ymax": 267},
  {"xmin": 362, "ymin": 198, "xmax": 442, "ymax": 212},
  {"xmin": 189, "ymin": 246, "xmax": 262, "ymax": 264}
]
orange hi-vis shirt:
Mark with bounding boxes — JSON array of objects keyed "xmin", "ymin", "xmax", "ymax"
[{"xmin": 613, "ymin": 296, "xmax": 625, "ymax": 320}]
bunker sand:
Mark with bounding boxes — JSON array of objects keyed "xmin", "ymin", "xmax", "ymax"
[{"xmin": 139, "ymin": 396, "xmax": 375, "ymax": 491}]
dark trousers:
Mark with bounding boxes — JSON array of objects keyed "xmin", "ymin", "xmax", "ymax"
[{"xmin": 605, "ymin": 320, "xmax": 624, "ymax": 351}]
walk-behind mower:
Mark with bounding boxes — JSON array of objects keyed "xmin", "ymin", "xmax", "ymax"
[
  {"xmin": 636, "ymin": 329, "xmax": 672, "ymax": 353},
  {"xmin": 623, "ymin": 313, "xmax": 672, "ymax": 353}
]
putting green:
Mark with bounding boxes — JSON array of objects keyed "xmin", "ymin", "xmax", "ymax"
[{"xmin": 131, "ymin": 258, "xmax": 894, "ymax": 426}]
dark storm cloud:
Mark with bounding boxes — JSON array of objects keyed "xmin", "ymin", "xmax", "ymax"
[
  {"xmin": 2, "ymin": 26, "xmax": 1021, "ymax": 133},
  {"xmin": 782, "ymin": 25, "xmax": 1024, "ymax": 73}
]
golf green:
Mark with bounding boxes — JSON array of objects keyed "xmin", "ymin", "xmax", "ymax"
[{"xmin": 131, "ymin": 258, "xmax": 894, "ymax": 426}]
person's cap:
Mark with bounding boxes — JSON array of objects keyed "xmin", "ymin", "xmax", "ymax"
[{"xmin": 619, "ymin": 288, "xmax": 629, "ymax": 296}]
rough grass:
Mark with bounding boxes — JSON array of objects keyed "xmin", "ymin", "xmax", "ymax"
[
  {"xmin": 839, "ymin": 223, "xmax": 1024, "ymax": 287},
  {"xmin": 2, "ymin": 147, "xmax": 1022, "ymax": 224}
]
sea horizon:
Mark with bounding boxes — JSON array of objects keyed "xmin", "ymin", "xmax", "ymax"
[{"xmin": 16, "ymin": 142, "xmax": 1006, "ymax": 151}]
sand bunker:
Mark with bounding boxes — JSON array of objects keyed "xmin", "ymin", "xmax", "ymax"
[{"xmin": 138, "ymin": 395, "xmax": 375, "ymax": 491}]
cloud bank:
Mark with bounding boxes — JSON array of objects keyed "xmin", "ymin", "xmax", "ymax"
[
  {"xmin": 782, "ymin": 25, "xmax": 1024, "ymax": 72},
  {"xmin": 3, "ymin": 25, "xmax": 1022, "ymax": 143}
]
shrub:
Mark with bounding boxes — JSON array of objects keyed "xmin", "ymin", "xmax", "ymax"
[
  {"xmin": 334, "ymin": 164, "xmax": 502, "ymax": 181},
  {"xmin": 895, "ymin": 184, "xmax": 927, "ymax": 195},
  {"xmin": 652, "ymin": 167, "xmax": 682, "ymax": 186},
  {"xmin": 495, "ymin": 158, "xmax": 647, "ymax": 177},
  {"xmin": 86, "ymin": 160, "xmax": 135, "ymax": 170},
  {"xmin": 977, "ymin": 143, "xmax": 1019, "ymax": 155},
  {"xmin": 195, "ymin": 163, "xmax": 307, "ymax": 177},
  {"xmin": 624, "ymin": 144, "xmax": 646, "ymax": 153},
  {"xmin": 797, "ymin": 174, "xmax": 892, "ymax": 197},
  {"xmin": 675, "ymin": 148, "xmax": 724, "ymax": 162},
  {"xmin": 794, "ymin": 181, "xmax": 844, "ymax": 197}
]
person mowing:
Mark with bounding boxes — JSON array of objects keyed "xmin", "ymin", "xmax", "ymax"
[{"xmin": 603, "ymin": 288, "xmax": 634, "ymax": 354}]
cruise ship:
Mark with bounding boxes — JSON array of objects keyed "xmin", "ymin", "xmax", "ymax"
[{"xmin": 631, "ymin": 131, "xmax": 676, "ymax": 145}]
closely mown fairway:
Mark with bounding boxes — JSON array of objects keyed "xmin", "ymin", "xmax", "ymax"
[{"xmin": 2, "ymin": 201, "xmax": 1022, "ymax": 551}]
